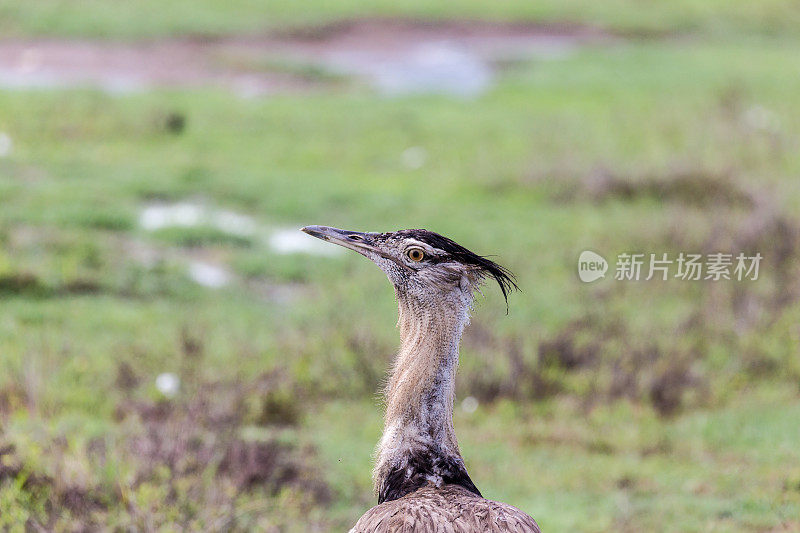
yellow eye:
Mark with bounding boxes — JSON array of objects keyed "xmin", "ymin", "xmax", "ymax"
[{"xmin": 407, "ymin": 248, "xmax": 425, "ymax": 262}]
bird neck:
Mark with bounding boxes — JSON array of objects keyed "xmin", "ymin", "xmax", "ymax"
[{"xmin": 374, "ymin": 287, "xmax": 481, "ymax": 503}]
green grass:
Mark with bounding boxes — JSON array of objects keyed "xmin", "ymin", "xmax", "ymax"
[
  {"xmin": 1, "ymin": 7, "xmax": 799, "ymax": 531},
  {"xmin": 1, "ymin": 0, "xmax": 800, "ymax": 38},
  {"xmin": 312, "ymin": 384, "xmax": 800, "ymax": 531}
]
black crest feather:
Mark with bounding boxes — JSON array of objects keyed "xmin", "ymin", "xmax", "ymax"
[{"xmin": 394, "ymin": 229, "xmax": 519, "ymax": 305}]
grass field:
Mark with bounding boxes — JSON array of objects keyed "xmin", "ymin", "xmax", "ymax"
[
  {"xmin": 2, "ymin": 0, "xmax": 800, "ymax": 38},
  {"xmin": 1, "ymin": 2, "xmax": 799, "ymax": 531}
]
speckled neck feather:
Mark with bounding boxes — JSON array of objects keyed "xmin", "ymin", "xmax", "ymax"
[{"xmin": 374, "ymin": 285, "xmax": 480, "ymax": 504}]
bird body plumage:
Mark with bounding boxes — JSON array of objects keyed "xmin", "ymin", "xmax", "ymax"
[{"xmin": 351, "ymin": 485, "xmax": 540, "ymax": 533}]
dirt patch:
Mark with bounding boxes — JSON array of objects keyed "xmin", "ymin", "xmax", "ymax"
[
  {"xmin": 0, "ymin": 19, "xmax": 613, "ymax": 95},
  {"xmin": 0, "ymin": 38, "xmax": 308, "ymax": 95},
  {"xmin": 0, "ymin": 370, "xmax": 329, "ymax": 530},
  {"xmin": 551, "ymin": 166, "xmax": 757, "ymax": 208},
  {"xmin": 0, "ymin": 271, "xmax": 46, "ymax": 295},
  {"xmin": 460, "ymin": 314, "xmax": 712, "ymax": 417},
  {"xmin": 0, "ymin": 443, "xmax": 107, "ymax": 526},
  {"xmin": 114, "ymin": 368, "xmax": 324, "ymax": 491},
  {"xmin": 648, "ymin": 358, "xmax": 702, "ymax": 417},
  {"xmin": 538, "ymin": 323, "xmax": 602, "ymax": 370},
  {"xmin": 0, "ymin": 271, "xmax": 103, "ymax": 297},
  {"xmin": 276, "ymin": 18, "xmax": 608, "ymax": 43}
]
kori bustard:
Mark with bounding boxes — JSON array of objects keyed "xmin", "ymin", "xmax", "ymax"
[{"xmin": 302, "ymin": 226, "xmax": 540, "ymax": 533}]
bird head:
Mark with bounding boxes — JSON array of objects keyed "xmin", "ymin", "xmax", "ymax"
[{"xmin": 301, "ymin": 225, "xmax": 517, "ymax": 306}]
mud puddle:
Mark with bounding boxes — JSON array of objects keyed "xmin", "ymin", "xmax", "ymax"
[{"xmin": 0, "ymin": 19, "xmax": 612, "ymax": 96}]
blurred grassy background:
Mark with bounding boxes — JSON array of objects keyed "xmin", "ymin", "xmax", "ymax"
[
  {"xmin": 1, "ymin": 1, "xmax": 800, "ymax": 532},
  {"xmin": 2, "ymin": 0, "xmax": 800, "ymax": 37}
]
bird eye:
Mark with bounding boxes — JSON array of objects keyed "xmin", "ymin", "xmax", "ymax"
[
  {"xmin": 407, "ymin": 248, "xmax": 425, "ymax": 262},
  {"xmin": 348, "ymin": 234, "xmax": 363, "ymax": 241}
]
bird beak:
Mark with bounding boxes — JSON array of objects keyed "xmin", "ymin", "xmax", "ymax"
[
  {"xmin": 302, "ymin": 225, "xmax": 417, "ymax": 273},
  {"xmin": 301, "ymin": 225, "xmax": 379, "ymax": 255}
]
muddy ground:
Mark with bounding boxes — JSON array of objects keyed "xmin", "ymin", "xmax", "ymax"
[{"xmin": 0, "ymin": 19, "xmax": 613, "ymax": 95}]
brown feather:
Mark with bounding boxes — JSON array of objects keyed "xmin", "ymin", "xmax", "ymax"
[{"xmin": 351, "ymin": 484, "xmax": 540, "ymax": 533}]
